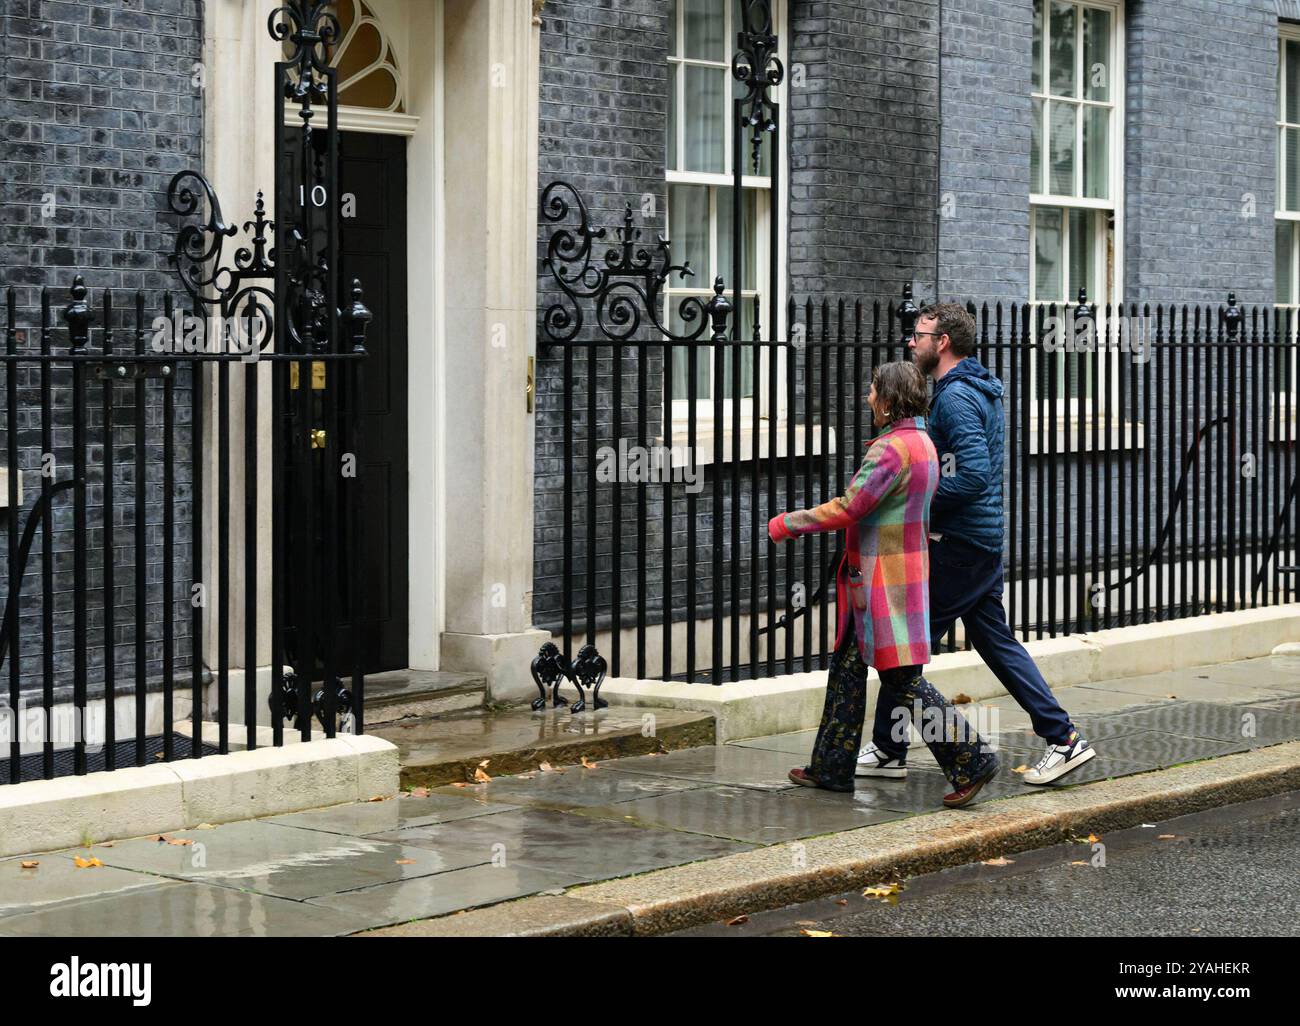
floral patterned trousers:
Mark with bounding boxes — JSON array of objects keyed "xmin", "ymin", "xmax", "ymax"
[{"xmin": 808, "ymin": 630, "xmax": 998, "ymax": 791}]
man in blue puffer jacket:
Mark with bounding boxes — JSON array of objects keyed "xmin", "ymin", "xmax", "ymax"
[{"xmin": 857, "ymin": 302, "xmax": 1096, "ymax": 785}]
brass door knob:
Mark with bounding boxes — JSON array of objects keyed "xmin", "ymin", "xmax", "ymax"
[{"xmin": 310, "ymin": 428, "xmax": 326, "ymax": 449}]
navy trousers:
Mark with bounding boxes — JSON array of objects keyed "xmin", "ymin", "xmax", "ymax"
[{"xmin": 871, "ymin": 535, "xmax": 1075, "ymax": 759}]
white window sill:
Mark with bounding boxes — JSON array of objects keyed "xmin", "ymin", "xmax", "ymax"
[
  {"xmin": 1022, "ymin": 415, "xmax": 1145, "ymax": 455},
  {"xmin": 655, "ymin": 420, "xmax": 838, "ymax": 468}
]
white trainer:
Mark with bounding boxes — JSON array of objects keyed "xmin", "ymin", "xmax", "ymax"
[
  {"xmin": 855, "ymin": 741, "xmax": 908, "ymax": 779},
  {"xmin": 1022, "ymin": 731, "xmax": 1096, "ymax": 785}
]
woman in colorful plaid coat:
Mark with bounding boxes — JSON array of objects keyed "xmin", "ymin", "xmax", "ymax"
[{"xmin": 768, "ymin": 361, "xmax": 999, "ymax": 806}]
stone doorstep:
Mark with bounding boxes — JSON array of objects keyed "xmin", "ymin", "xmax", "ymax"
[
  {"xmin": 0, "ymin": 726, "xmax": 400, "ymax": 860},
  {"xmin": 360, "ymin": 740, "xmax": 1300, "ymax": 937},
  {"xmin": 597, "ymin": 605, "xmax": 1300, "ymax": 741},
  {"xmin": 379, "ymin": 706, "xmax": 716, "ymax": 789},
  {"xmin": 364, "ymin": 669, "xmax": 488, "ymax": 726}
]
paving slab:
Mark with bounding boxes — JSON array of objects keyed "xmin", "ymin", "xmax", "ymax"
[
  {"xmin": 1075, "ymin": 671, "xmax": 1284, "ymax": 705},
  {"xmin": 1096, "ymin": 700, "xmax": 1300, "ymax": 747},
  {"xmin": 600, "ymin": 744, "xmax": 803, "ymax": 791},
  {"xmin": 370, "ymin": 806, "xmax": 754, "ymax": 881},
  {"xmin": 266, "ymin": 793, "xmax": 518, "ymax": 836},
  {"xmin": 75, "ymin": 820, "xmax": 488, "ymax": 901},
  {"xmin": 433, "ymin": 766, "xmax": 710, "ymax": 810},
  {"xmin": 0, "ymin": 853, "xmax": 161, "ymax": 918},
  {"xmin": 573, "ymin": 784, "xmax": 905, "ymax": 844},
  {"xmin": 1201, "ymin": 658, "xmax": 1300, "ymax": 694},
  {"xmin": 303, "ymin": 863, "xmax": 585, "ymax": 928},
  {"xmin": 0, "ymin": 881, "xmax": 374, "ymax": 937},
  {"xmin": 377, "ymin": 705, "xmax": 715, "ymax": 788},
  {"xmin": 360, "ymin": 893, "xmax": 632, "ymax": 937}
]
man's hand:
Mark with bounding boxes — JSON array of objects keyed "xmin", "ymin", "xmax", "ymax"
[{"xmin": 768, "ymin": 513, "xmax": 792, "ymax": 544}]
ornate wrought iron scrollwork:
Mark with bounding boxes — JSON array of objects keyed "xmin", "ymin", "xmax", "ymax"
[
  {"xmin": 166, "ymin": 172, "xmax": 276, "ymax": 353},
  {"xmin": 530, "ymin": 641, "xmax": 572, "ymax": 710},
  {"xmin": 568, "ymin": 644, "xmax": 608, "ymax": 714},
  {"xmin": 733, "ymin": 0, "xmax": 784, "ymax": 173},
  {"xmin": 269, "ymin": 1, "xmax": 340, "ymax": 92},
  {"xmin": 539, "ymin": 180, "xmax": 718, "ymax": 345}
]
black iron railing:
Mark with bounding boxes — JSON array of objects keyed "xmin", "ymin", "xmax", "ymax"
[{"xmin": 535, "ymin": 243, "xmax": 1300, "ymax": 683}]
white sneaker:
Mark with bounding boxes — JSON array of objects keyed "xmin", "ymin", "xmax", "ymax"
[
  {"xmin": 1022, "ymin": 731, "xmax": 1096, "ymax": 785},
  {"xmin": 855, "ymin": 741, "xmax": 908, "ymax": 778}
]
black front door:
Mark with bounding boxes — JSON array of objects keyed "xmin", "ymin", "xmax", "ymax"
[{"xmin": 337, "ymin": 131, "xmax": 409, "ymax": 672}]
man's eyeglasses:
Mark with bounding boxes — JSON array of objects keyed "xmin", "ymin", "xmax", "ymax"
[{"xmin": 907, "ymin": 331, "xmax": 943, "ymax": 341}]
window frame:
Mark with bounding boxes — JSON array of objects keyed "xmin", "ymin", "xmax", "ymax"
[
  {"xmin": 1029, "ymin": 0, "xmax": 1126, "ymax": 415},
  {"xmin": 664, "ymin": 0, "xmax": 788, "ymax": 428},
  {"xmin": 1276, "ymin": 24, "xmax": 1300, "ymax": 395}
]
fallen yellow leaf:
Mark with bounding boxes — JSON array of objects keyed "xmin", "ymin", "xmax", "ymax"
[
  {"xmin": 195, "ymin": 823, "xmax": 216, "ymax": 830},
  {"xmin": 725, "ymin": 914, "xmax": 749, "ymax": 926},
  {"xmin": 409, "ymin": 787, "xmax": 430, "ymax": 798},
  {"xmin": 73, "ymin": 856, "xmax": 103, "ymax": 869},
  {"xmin": 367, "ymin": 794, "xmax": 389, "ymax": 802},
  {"xmin": 982, "ymin": 856, "xmax": 1015, "ymax": 866},
  {"xmin": 800, "ymin": 929, "xmax": 834, "ymax": 938},
  {"xmin": 952, "ymin": 693, "xmax": 972, "ymax": 704},
  {"xmin": 1157, "ymin": 834, "xmax": 1177, "ymax": 840},
  {"xmin": 1087, "ymin": 834, "xmax": 1100, "ymax": 843},
  {"xmin": 538, "ymin": 761, "xmax": 554, "ymax": 772},
  {"xmin": 1012, "ymin": 764, "xmax": 1029, "ymax": 773},
  {"xmin": 580, "ymin": 756, "xmax": 598, "ymax": 769},
  {"xmin": 863, "ymin": 882, "xmax": 903, "ymax": 899},
  {"xmin": 1070, "ymin": 860, "xmax": 1089, "ymax": 866},
  {"xmin": 478, "ymin": 759, "xmax": 490, "ymax": 768},
  {"xmin": 473, "ymin": 765, "xmax": 492, "ymax": 783},
  {"xmin": 449, "ymin": 781, "xmax": 468, "ymax": 788},
  {"xmin": 395, "ymin": 859, "xmax": 416, "ymax": 865},
  {"xmin": 20, "ymin": 861, "xmax": 38, "ymax": 869}
]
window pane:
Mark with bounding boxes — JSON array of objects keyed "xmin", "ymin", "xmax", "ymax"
[
  {"xmin": 1289, "ymin": 127, "xmax": 1300, "ymax": 212},
  {"xmin": 1031, "ymin": 98, "xmax": 1044, "ymax": 192},
  {"xmin": 667, "ymin": 65, "xmax": 678, "ymax": 169},
  {"xmin": 1034, "ymin": 208, "xmax": 1064, "ymax": 302},
  {"xmin": 1083, "ymin": 104, "xmax": 1108, "ymax": 199},
  {"xmin": 1068, "ymin": 208, "xmax": 1096, "ymax": 303},
  {"xmin": 1278, "ymin": 221, "xmax": 1293, "ymax": 306},
  {"xmin": 1049, "ymin": 101, "xmax": 1077, "ymax": 195},
  {"xmin": 1288, "ymin": 40, "xmax": 1300, "ymax": 124},
  {"xmin": 684, "ymin": 65, "xmax": 726, "ymax": 172},
  {"xmin": 722, "ymin": 302, "xmax": 756, "ymax": 397},
  {"xmin": 1049, "ymin": 2, "xmax": 1077, "ymax": 98},
  {"xmin": 668, "ymin": 312, "xmax": 712, "ymax": 399},
  {"xmin": 1083, "ymin": 6, "xmax": 1110, "ymax": 102},
  {"xmin": 684, "ymin": 0, "xmax": 725, "ymax": 61},
  {"xmin": 668, "ymin": 184, "xmax": 710, "ymax": 277},
  {"xmin": 716, "ymin": 187, "xmax": 758, "ymax": 291},
  {"xmin": 1033, "ymin": 0, "xmax": 1043, "ymax": 93}
]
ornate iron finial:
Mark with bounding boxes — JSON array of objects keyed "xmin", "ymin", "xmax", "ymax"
[
  {"xmin": 63, "ymin": 275, "xmax": 92, "ymax": 349},
  {"xmin": 732, "ymin": 0, "xmax": 784, "ymax": 173},
  {"xmin": 898, "ymin": 282, "xmax": 920, "ymax": 340},
  {"xmin": 1222, "ymin": 291, "xmax": 1243, "ymax": 341},
  {"xmin": 706, "ymin": 276, "xmax": 733, "ymax": 342},
  {"xmin": 1075, "ymin": 285, "xmax": 1093, "ymax": 323},
  {"xmin": 340, "ymin": 279, "xmax": 372, "ymax": 354}
]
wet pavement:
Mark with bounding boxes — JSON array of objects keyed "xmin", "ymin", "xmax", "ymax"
[
  {"xmin": 1, "ymin": 655, "xmax": 1299, "ymax": 936},
  {"xmin": 676, "ymin": 789, "xmax": 1300, "ymax": 937}
]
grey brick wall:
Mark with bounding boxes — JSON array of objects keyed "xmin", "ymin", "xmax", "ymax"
[
  {"xmin": 0, "ymin": 0, "xmax": 203, "ymax": 701},
  {"xmin": 788, "ymin": 0, "xmax": 941, "ymax": 299},
  {"xmin": 1125, "ymin": 0, "xmax": 1277, "ymax": 304},
  {"xmin": 937, "ymin": 0, "xmax": 1034, "ymax": 303}
]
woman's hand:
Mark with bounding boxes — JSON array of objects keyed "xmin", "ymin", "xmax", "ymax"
[{"xmin": 768, "ymin": 513, "xmax": 793, "ymax": 544}]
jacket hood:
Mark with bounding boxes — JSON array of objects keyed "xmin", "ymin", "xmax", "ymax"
[{"xmin": 934, "ymin": 357, "xmax": 1003, "ymax": 402}]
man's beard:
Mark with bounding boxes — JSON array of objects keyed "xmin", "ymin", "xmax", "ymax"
[{"xmin": 913, "ymin": 346, "xmax": 939, "ymax": 375}]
